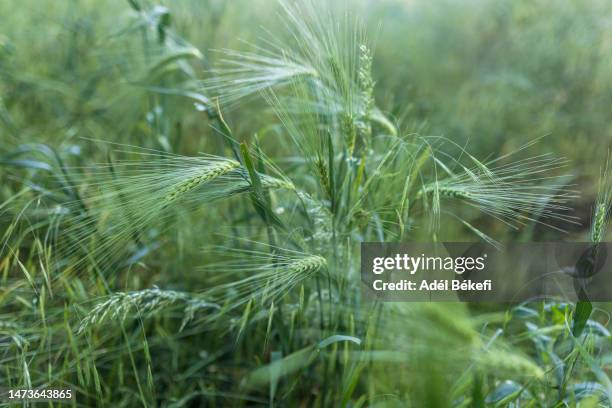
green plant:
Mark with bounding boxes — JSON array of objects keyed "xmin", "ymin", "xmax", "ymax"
[{"xmin": 1, "ymin": 1, "xmax": 611, "ymax": 407}]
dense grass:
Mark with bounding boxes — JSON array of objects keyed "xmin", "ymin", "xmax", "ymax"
[{"xmin": 1, "ymin": 0, "xmax": 612, "ymax": 407}]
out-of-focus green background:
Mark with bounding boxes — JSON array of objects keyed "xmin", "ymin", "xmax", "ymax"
[{"xmin": 2, "ymin": 0, "xmax": 610, "ymax": 158}]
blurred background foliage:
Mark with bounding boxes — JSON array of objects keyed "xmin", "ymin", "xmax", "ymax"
[{"xmin": 2, "ymin": 0, "xmax": 611, "ymax": 159}]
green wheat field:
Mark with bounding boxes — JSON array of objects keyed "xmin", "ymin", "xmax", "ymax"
[{"xmin": 1, "ymin": 0, "xmax": 612, "ymax": 406}]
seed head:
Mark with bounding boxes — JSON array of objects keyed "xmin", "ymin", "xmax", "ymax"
[
  {"xmin": 591, "ymin": 153, "xmax": 611, "ymax": 243},
  {"xmin": 287, "ymin": 254, "xmax": 327, "ymax": 274},
  {"xmin": 165, "ymin": 160, "xmax": 240, "ymax": 203}
]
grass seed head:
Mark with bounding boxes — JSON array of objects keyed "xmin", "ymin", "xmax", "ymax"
[{"xmin": 78, "ymin": 288, "xmax": 218, "ymax": 333}]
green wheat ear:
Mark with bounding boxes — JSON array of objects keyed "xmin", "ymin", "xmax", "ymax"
[
  {"xmin": 199, "ymin": 247, "xmax": 327, "ymax": 310},
  {"xmin": 417, "ymin": 149, "xmax": 577, "ymax": 231},
  {"xmin": 356, "ymin": 44, "xmax": 374, "ymax": 142},
  {"xmin": 420, "ymin": 184, "xmax": 472, "ymax": 200},
  {"xmin": 164, "ymin": 159, "xmax": 241, "ymax": 203},
  {"xmin": 590, "ymin": 152, "xmax": 612, "ymax": 243},
  {"xmin": 287, "ymin": 254, "xmax": 327, "ymax": 274},
  {"xmin": 591, "ymin": 203, "xmax": 607, "ymax": 243}
]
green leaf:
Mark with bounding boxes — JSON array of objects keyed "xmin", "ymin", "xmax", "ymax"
[
  {"xmin": 240, "ymin": 142, "xmax": 285, "ymax": 231},
  {"xmin": 0, "ymin": 158, "xmax": 53, "ymax": 171},
  {"xmin": 572, "ymin": 300, "xmax": 592, "ymax": 337},
  {"xmin": 486, "ymin": 381, "xmax": 524, "ymax": 406},
  {"xmin": 236, "ymin": 299, "xmax": 253, "ymax": 345},
  {"xmin": 471, "ymin": 372, "xmax": 485, "ymax": 408},
  {"xmin": 512, "ymin": 305, "xmax": 539, "ymax": 319},
  {"xmin": 573, "ymin": 382, "xmax": 607, "ymax": 399},
  {"xmin": 242, "ymin": 346, "xmax": 316, "ymax": 389},
  {"xmin": 317, "ymin": 335, "xmax": 361, "ymax": 349}
]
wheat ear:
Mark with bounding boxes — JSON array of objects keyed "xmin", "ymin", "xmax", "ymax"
[{"xmin": 164, "ymin": 160, "xmax": 241, "ymax": 203}]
